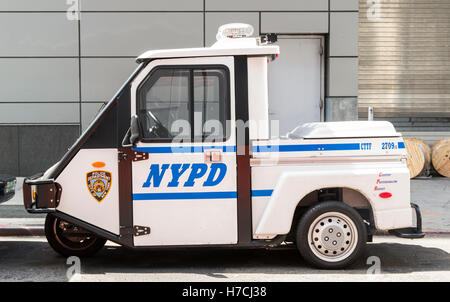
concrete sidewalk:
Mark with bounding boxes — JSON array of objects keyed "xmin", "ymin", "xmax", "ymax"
[
  {"xmin": 0, "ymin": 177, "xmax": 449, "ymax": 235},
  {"xmin": 410, "ymin": 177, "xmax": 450, "ymax": 233}
]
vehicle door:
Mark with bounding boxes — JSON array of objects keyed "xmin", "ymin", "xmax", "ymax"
[{"xmin": 130, "ymin": 57, "xmax": 238, "ymax": 246}]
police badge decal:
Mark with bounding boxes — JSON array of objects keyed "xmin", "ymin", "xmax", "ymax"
[{"xmin": 86, "ymin": 170, "xmax": 112, "ymax": 202}]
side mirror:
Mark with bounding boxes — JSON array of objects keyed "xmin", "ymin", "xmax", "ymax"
[{"xmin": 121, "ymin": 115, "xmax": 141, "ymax": 147}]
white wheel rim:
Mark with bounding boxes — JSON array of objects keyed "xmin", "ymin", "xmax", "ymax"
[{"xmin": 307, "ymin": 211, "xmax": 358, "ymax": 263}]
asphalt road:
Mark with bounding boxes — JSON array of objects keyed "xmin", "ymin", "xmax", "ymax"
[{"xmin": 0, "ymin": 235, "xmax": 449, "ymax": 282}]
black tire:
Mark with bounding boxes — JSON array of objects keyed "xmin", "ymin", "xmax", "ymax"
[
  {"xmin": 45, "ymin": 213, "xmax": 106, "ymax": 257},
  {"xmin": 296, "ymin": 201, "xmax": 367, "ymax": 269}
]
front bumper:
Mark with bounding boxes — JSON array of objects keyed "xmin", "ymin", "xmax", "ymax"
[
  {"xmin": 388, "ymin": 203, "xmax": 425, "ymax": 239},
  {"xmin": 23, "ymin": 174, "xmax": 61, "ymax": 213}
]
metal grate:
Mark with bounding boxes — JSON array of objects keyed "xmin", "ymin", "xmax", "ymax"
[{"xmin": 358, "ymin": 0, "xmax": 450, "ymax": 121}]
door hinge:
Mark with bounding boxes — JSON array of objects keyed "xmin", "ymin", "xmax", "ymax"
[
  {"xmin": 118, "ymin": 150, "xmax": 148, "ymax": 162},
  {"xmin": 120, "ymin": 225, "xmax": 151, "ymax": 237},
  {"xmin": 130, "ymin": 150, "xmax": 149, "ymax": 162},
  {"xmin": 118, "ymin": 150, "xmax": 128, "ymax": 162},
  {"xmin": 134, "ymin": 225, "xmax": 151, "ymax": 236}
]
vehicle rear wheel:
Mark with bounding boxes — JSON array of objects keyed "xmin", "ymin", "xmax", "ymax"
[
  {"xmin": 296, "ymin": 201, "xmax": 366, "ymax": 269},
  {"xmin": 45, "ymin": 213, "xmax": 106, "ymax": 257}
]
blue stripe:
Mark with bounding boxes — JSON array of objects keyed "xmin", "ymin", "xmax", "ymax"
[
  {"xmin": 253, "ymin": 143, "xmax": 361, "ymax": 153},
  {"xmin": 252, "ymin": 189, "xmax": 273, "ymax": 197},
  {"xmin": 135, "ymin": 142, "xmax": 404, "ymax": 154},
  {"xmin": 133, "ymin": 145, "xmax": 236, "ymax": 154},
  {"xmin": 133, "ymin": 191, "xmax": 237, "ymax": 200}
]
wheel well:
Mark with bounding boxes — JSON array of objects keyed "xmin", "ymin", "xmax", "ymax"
[{"xmin": 286, "ymin": 187, "xmax": 374, "ymax": 242}]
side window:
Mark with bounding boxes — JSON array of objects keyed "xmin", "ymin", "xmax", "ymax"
[
  {"xmin": 138, "ymin": 66, "xmax": 229, "ymax": 142},
  {"xmin": 138, "ymin": 69, "xmax": 190, "ymax": 140},
  {"xmin": 193, "ymin": 69, "xmax": 228, "ymax": 141}
]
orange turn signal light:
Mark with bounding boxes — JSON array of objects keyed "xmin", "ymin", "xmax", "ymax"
[{"xmin": 92, "ymin": 161, "xmax": 106, "ymax": 168}]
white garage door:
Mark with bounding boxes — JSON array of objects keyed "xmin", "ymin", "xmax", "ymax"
[{"xmin": 268, "ymin": 36, "xmax": 324, "ymax": 136}]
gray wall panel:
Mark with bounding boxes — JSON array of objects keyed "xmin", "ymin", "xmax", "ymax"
[
  {"xmin": 205, "ymin": 13, "xmax": 259, "ymax": 46},
  {"xmin": 206, "ymin": 0, "xmax": 328, "ymax": 11},
  {"xmin": 81, "ymin": 102, "xmax": 104, "ymax": 131},
  {"xmin": 81, "ymin": 0, "xmax": 203, "ymax": 11},
  {"xmin": 0, "ymin": 13, "xmax": 78, "ymax": 56},
  {"xmin": 331, "ymin": 0, "xmax": 359, "ymax": 11},
  {"xmin": 325, "ymin": 98, "xmax": 358, "ymax": 121},
  {"xmin": 81, "ymin": 12, "xmax": 203, "ymax": 56},
  {"xmin": 0, "ymin": 1, "xmax": 363, "ymax": 176},
  {"xmin": 81, "ymin": 58, "xmax": 137, "ymax": 102},
  {"xmin": 0, "ymin": 126, "xmax": 19, "ymax": 175},
  {"xmin": 261, "ymin": 12, "xmax": 328, "ymax": 34},
  {"xmin": 0, "ymin": 58, "xmax": 79, "ymax": 102},
  {"xmin": 18, "ymin": 125, "xmax": 79, "ymax": 176},
  {"xmin": 0, "ymin": 103, "xmax": 80, "ymax": 124},
  {"xmin": 330, "ymin": 12, "xmax": 358, "ymax": 56},
  {"xmin": 329, "ymin": 58, "xmax": 358, "ymax": 97},
  {"xmin": 0, "ymin": 0, "xmax": 70, "ymax": 11}
]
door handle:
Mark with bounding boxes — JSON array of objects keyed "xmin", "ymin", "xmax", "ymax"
[{"xmin": 204, "ymin": 150, "xmax": 222, "ymax": 163}]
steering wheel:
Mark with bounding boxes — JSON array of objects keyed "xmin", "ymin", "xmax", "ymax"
[{"xmin": 146, "ymin": 110, "xmax": 171, "ymax": 138}]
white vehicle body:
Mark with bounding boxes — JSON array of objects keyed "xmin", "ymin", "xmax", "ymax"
[
  {"xmin": 23, "ymin": 25, "xmax": 422, "ymax": 267},
  {"xmin": 251, "ymin": 132, "xmax": 411, "ymax": 238}
]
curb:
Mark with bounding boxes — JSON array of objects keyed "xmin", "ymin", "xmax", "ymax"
[
  {"xmin": 0, "ymin": 226, "xmax": 44, "ymax": 236},
  {"xmin": 422, "ymin": 230, "xmax": 450, "ymax": 235}
]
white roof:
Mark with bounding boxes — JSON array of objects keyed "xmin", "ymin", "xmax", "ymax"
[
  {"xmin": 136, "ymin": 37, "xmax": 279, "ymax": 62},
  {"xmin": 287, "ymin": 121, "xmax": 401, "ymax": 139}
]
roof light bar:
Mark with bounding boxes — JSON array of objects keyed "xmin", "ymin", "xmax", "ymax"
[{"xmin": 216, "ymin": 23, "xmax": 254, "ymax": 41}]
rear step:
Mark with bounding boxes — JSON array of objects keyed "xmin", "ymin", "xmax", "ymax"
[{"xmin": 388, "ymin": 203, "xmax": 425, "ymax": 239}]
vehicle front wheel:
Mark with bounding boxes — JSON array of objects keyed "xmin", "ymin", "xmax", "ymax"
[
  {"xmin": 296, "ymin": 201, "xmax": 367, "ymax": 269},
  {"xmin": 45, "ymin": 213, "xmax": 106, "ymax": 257}
]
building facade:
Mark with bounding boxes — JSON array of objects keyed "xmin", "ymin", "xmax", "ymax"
[{"xmin": 2, "ymin": 0, "xmax": 446, "ymax": 176}]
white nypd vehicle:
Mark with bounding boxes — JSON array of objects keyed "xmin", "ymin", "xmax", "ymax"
[{"xmin": 23, "ymin": 24, "xmax": 423, "ymax": 269}]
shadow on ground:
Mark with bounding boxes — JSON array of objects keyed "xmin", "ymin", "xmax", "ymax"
[{"xmin": 0, "ymin": 238, "xmax": 449, "ymax": 281}]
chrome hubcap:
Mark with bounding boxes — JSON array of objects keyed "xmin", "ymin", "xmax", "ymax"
[{"xmin": 308, "ymin": 212, "xmax": 358, "ymax": 262}]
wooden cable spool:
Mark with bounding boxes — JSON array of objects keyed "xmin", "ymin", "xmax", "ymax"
[
  {"xmin": 432, "ymin": 137, "xmax": 450, "ymax": 150},
  {"xmin": 431, "ymin": 138, "xmax": 450, "ymax": 177},
  {"xmin": 408, "ymin": 138, "xmax": 431, "ymax": 173},
  {"xmin": 404, "ymin": 138, "xmax": 427, "ymax": 178}
]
